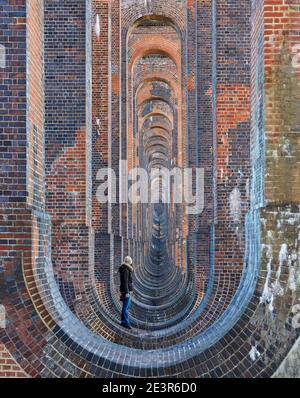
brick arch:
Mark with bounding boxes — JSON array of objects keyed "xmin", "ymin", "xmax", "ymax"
[
  {"xmin": 145, "ymin": 146, "xmax": 170, "ymax": 160},
  {"xmin": 128, "ymin": 13, "xmax": 182, "ymax": 37}
]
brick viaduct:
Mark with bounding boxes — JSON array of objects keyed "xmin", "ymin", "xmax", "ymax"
[{"xmin": 0, "ymin": 0, "xmax": 299, "ymax": 378}]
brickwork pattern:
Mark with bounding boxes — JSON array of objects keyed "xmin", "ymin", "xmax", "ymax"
[
  {"xmin": 0, "ymin": 345, "xmax": 27, "ymax": 378},
  {"xmin": 0, "ymin": 0, "xmax": 299, "ymax": 378}
]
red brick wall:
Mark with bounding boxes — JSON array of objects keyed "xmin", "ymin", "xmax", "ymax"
[
  {"xmin": 264, "ymin": 0, "xmax": 300, "ymax": 203},
  {"xmin": 44, "ymin": 0, "xmax": 91, "ymax": 312},
  {"xmin": 27, "ymin": 0, "xmax": 45, "ymax": 211},
  {"xmin": 0, "ymin": 0, "xmax": 299, "ymax": 379},
  {"xmin": 0, "ymin": 0, "xmax": 47, "ymax": 379}
]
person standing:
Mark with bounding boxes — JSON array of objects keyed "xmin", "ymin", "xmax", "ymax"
[{"xmin": 119, "ymin": 256, "xmax": 133, "ymax": 329}]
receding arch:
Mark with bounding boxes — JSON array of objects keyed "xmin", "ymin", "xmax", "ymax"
[
  {"xmin": 141, "ymin": 112, "xmax": 174, "ymax": 130},
  {"xmin": 130, "ymin": 44, "xmax": 180, "ymax": 72},
  {"xmin": 127, "ymin": 14, "xmax": 182, "ymax": 47}
]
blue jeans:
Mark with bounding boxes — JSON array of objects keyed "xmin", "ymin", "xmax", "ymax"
[{"xmin": 121, "ymin": 296, "xmax": 131, "ymax": 326}]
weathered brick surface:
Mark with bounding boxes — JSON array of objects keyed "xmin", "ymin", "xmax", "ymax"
[
  {"xmin": 0, "ymin": 1, "xmax": 27, "ymax": 204},
  {"xmin": 0, "ymin": 0, "xmax": 299, "ymax": 379}
]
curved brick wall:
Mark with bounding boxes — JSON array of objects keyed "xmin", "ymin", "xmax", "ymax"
[{"xmin": 0, "ymin": 0, "xmax": 299, "ymax": 378}]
